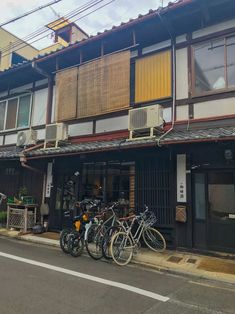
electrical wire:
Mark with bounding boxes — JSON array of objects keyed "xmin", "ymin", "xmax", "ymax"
[
  {"xmin": 1, "ymin": 0, "xmax": 117, "ymax": 60},
  {"xmin": 0, "ymin": 0, "xmax": 106, "ymax": 55},
  {"xmin": 0, "ymin": 0, "xmax": 62, "ymax": 27}
]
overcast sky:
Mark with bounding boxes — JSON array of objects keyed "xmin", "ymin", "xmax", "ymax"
[{"xmin": 1, "ymin": 0, "xmax": 169, "ymax": 49}]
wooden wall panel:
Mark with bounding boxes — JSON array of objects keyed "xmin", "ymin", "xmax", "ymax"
[
  {"xmin": 56, "ymin": 67, "xmax": 78, "ymax": 121},
  {"xmin": 135, "ymin": 50, "xmax": 172, "ymax": 103}
]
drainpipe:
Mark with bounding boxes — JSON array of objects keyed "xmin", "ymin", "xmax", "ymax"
[
  {"xmin": 156, "ymin": 11, "xmax": 176, "ymax": 146},
  {"xmin": 32, "ymin": 61, "xmax": 53, "ymax": 125},
  {"xmin": 20, "ymin": 154, "xmax": 43, "ymax": 174}
]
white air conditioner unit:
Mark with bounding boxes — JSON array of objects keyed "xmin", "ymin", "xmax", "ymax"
[
  {"xmin": 44, "ymin": 123, "xmax": 68, "ymax": 148},
  {"xmin": 128, "ymin": 104, "xmax": 163, "ymax": 139},
  {"xmin": 16, "ymin": 129, "xmax": 37, "ymax": 147}
]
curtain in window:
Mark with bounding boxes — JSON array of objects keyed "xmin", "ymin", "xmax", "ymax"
[
  {"xmin": 135, "ymin": 50, "xmax": 172, "ymax": 103},
  {"xmin": 77, "ymin": 50, "xmax": 130, "ymax": 119},
  {"xmin": 56, "ymin": 67, "xmax": 78, "ymax": 121},
  {"xmin": 17, "ymin": 95, "xmax": 31, "ymax": 128},
  {"xmin": 5, "ymin": 98, "xmax": 18, "ymax": 130}
]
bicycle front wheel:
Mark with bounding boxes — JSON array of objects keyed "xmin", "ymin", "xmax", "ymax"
[
  {"xmin": 110, "ymin": 232, "xmax": 133, "ymax": 266},
  {"xmin": 59, "ymin": 228, "xmax": 72, "ymax": 254},
  {"xmin": 142, "ymin": 227, "xmax": 166, "ymax": 252},
  {"xmin": 85, "ymin": 224, "xmax": 104, "ymax": 260}
]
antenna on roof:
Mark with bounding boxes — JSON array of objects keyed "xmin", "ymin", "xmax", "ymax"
[{"xmin": 49, "ymin": 5, "xmax": 61, "ymax": 19}]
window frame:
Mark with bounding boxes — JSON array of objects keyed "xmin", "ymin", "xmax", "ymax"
[
  {"xmin": 0, "ymin": 93, "xmax": 32, "ymax": 132},
  {"xmin": 191, "ymin": 34, "xmax": 235, "ymax": 97}
]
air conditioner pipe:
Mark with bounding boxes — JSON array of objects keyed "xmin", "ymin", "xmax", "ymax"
[
  {"xmin": 32, "ymin": 62, "xmax": 53, "ymax": 125},
  {"xmin": 156, "ymin": 11, "xmax": 176, "ymax": 146}
]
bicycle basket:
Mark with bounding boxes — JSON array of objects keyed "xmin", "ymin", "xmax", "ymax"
[{"xmin": 143, "ymin": 211, "xmax": 157, "ymax": 227}]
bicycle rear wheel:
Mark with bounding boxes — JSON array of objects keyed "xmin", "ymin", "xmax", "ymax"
[
  {"xmin": 110, "ymin": 232, "xmax": 133, "ymax": 266},
  {"xmin": 85, "ymin": 224, "xmax": 105, "ymax": 260},
  {"xmin": 102, "ymin": 225, "xmax": 124, "ymax": 260},
  {"xmin": 68, "ymin": 231, "xmax": 84, "ymax": 257},
  {"xmin": 142, "ymin": 227, "xmax": 166, "ymax": 252}
]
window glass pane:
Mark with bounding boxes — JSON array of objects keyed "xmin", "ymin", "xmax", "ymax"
[
  {"xmin": 17, "ymin": 95, "xmax": 31, "ymax": 128},
  {"xmin": 194, "ymin": 39, "xmax": 225, "ymax": 93},
  {"xmin": 5, "ymin": 98, "xmax": 17, "ymax": 130},
  {"xmin": 0, "ymin": 101, "xmax": 6, "ymax": 130},
  {"xmin": 194, "ymin": 173, "xmax": 206, "ymax": 219},
  {"xmin": 208, "ymin": 172, "xmax": 235, "ymax": 220},
  {"xmin": 227, "ymin": 37, "xmax": 235, "ymax": 87}
]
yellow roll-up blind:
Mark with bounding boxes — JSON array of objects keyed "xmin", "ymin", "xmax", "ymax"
[
  {"xmin": 135, "ymin": 50, "xmax": 172, "ymax": 103},
  {"xmin": 55, "ymin": 67, "xmax": 78, "ymax": 121},
  {"xmin": 77, "ymin": 50, "xmax": 130, "ymax": 118}
]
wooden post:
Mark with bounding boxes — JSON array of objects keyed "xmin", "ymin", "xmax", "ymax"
[
  {"xmin": 6, "ymin": 205, "xmax": 10, "ymax": 229},
  {"xmin": 24, "ymin": 206, "xmax": 27, "ymax": 234}
]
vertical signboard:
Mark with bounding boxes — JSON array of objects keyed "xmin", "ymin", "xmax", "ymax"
[
  {"xmin": 45, "ymin": 162, "xmax": 53, "ymax": 198},
  {"xmin": 177, "ymin": 154, "xmax": 187, "ymax": 203}
]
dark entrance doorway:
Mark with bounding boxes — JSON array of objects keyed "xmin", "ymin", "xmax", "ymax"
[{"xmin": 193, "ymin": 170, "xmax": 235, "ymax": 252}]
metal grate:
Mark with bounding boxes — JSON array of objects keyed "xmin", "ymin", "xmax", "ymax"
[
  {"xmin": 130, "ymin": 109, "xmax": 148, "ymax": 129},
  {"xmin": 8, "ymin": 208, "xmax": 35, "ymax": 230},
  {"xmin": 135, "ymin": 157, "xmax": 174, "ymax": 226}
]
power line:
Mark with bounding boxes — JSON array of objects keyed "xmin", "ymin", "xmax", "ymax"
[
  {"xmin": 0, "ymin": 0, "xmax": 105, "ymax": 55},
  {"xmin": 0, "ymin": 0, "xmax": 62, "ymax": 27},
  {"xmin": 1, "ymin": 0, "xmax": 117, "ymax": 60}
]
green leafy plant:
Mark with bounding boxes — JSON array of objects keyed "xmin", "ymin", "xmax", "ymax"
[{"xmin": 19, "ymin": 186, "xmax": 28, "ymax": 198}]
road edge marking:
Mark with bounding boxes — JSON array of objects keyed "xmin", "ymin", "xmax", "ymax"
[{"xmin": 0, "ymin": 251, "xmax": 169, "ymax": 302}]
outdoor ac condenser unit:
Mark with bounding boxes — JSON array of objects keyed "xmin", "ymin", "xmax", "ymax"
[
  {"xmin": 128, "ymin": 105, "xmax": 163, "ymax": 139},
  {"xmin": 45, "ymin": 123, "xmax": 68, "ymax": 143},
  {"xmin": 16, "ymin": 129, "xmax": 37, "ymax": 147}
]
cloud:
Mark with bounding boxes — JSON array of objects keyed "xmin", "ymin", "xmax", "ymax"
[{"xmin": 1, "ymin": 0, "xmax": 164, "ymax": 49}]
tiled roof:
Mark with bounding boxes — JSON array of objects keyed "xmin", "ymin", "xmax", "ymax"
[
  {"xmin": 0, "ymin": 146, "xmax": 23, "ymax": 159},
  {"xmin": 21, "ymin": 125, "xmax": 235, "ymax": 159},
  {"xmin": 0, "ymin": 125, "xmax": 234, "ymax": 160}
]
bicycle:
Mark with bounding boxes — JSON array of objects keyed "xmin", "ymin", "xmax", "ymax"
[
  {"xmin": 110, "ymin": 206, "xmax": 166, "ymax": 266},
  {"xmin": 59, "ymin": 200, "xmax": 99, "ymax": 255},
  {"xmin": 84, "ymin": 202, "xmax": 122, "ymax": 260}
]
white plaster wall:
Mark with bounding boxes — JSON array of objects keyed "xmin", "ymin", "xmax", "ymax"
[
  {"xmin": 176, "ymin": 34, "xmax": 187, "ymax": 44},
  {"xmin": 32, "ymin": 88, "xmax": 47, "ymax": 126},
  {"xmin": 0, "ymin": 136, "xmax": 3, "ymax": 146},
  {"xmin": 163, "ymin": 107, "xmax": 172, "ymax": 123},
  {"xmin": 51, "ymin": 86, "xmax": 56, "ymax": 123},
  {"xmin": 176, "ymin": 105, "xmax": 188, "ymax": 121},
  {"xmin": 176, "ymin": 48, "xmax": 188, "ymax": 100},
  {"xmin": 96, "ymin": 116, "xmax": 128, "ymax": 133},
  {"xmin": 194, "ymin": 98, "xmax": 235, "ymax": 119},
  {"xmin": 4, "ymin": 133, "xmax": 17, "ymax": 145},
  {"xmin": 10, "ymin": 83, "xmax": 33, "ymax": 95},
  {"xmin": 35, "ymin": 79, "xmax": 48, "ymax": 87},
  {"xmin": 0, "ymin": 91, "xmax": 8, "ymax": 99},
  {"xmin": 142, "ymin": 39, "xmax": 171, "ymax": 55},
  {"xmin": 193, "ymin": 18, "xmax": 235, "ymax": 39},
  {"xmin": 68, "ymin": 122, "xmax": 93, "ymax": 137}
]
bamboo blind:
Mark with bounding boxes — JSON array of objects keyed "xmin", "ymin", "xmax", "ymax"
[
  {"xmin": 56, "ymin": 67, "xmax": 78, "ymax": 121},
  {"xmin": 77, "ymin": 50, "xmax": 130, "ymax": 118},
  {"xmin": 135, "ymin": 50, "xmax": 172, "ymax": 103}
]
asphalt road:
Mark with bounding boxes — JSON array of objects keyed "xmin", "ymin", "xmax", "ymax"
[{"xmin": 0, "ymin": 236, "xmax": 235, "ymax": 314}]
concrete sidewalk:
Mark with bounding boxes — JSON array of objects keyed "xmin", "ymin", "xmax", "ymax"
[{"xmin": 1, "ymin": 228, "xmax": 235, "ymax": 285}]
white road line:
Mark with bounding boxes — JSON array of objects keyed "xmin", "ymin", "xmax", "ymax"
[{"xmin": 0, "ymin": 251, "xmax": 169, "ymax": 302}]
